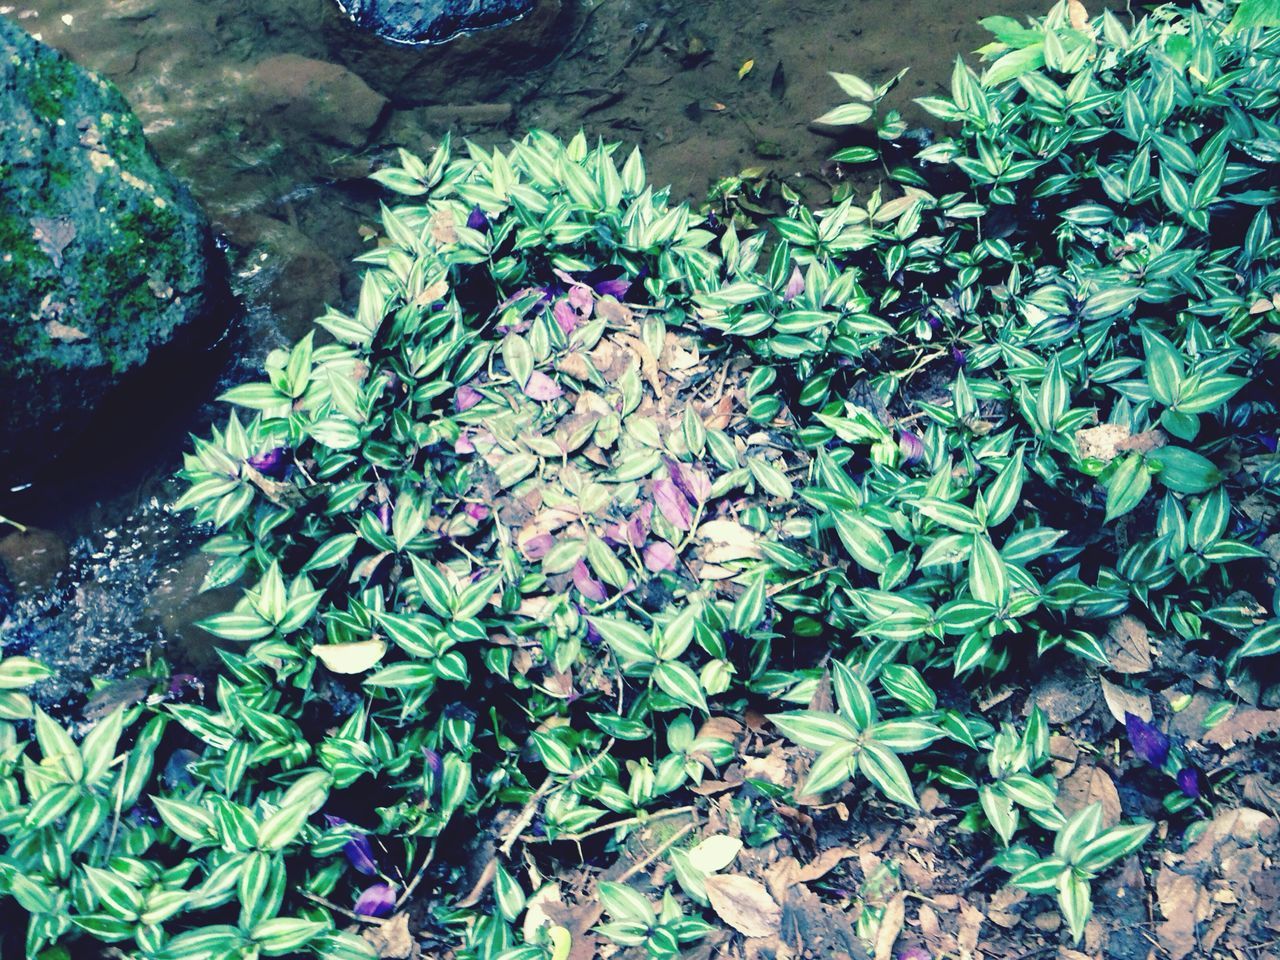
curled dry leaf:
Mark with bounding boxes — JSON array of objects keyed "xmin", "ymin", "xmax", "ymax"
[
  {"xmin": 704, "ymin": 874, "xmax": 781, "ymax": 939},
  {"xmin": 1057, "ymin": 764, "xmax": 1121, "ymax": 829}
]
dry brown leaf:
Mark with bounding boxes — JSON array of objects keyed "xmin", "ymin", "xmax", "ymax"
[
  {"xmin": 362, "ymin": 912, "xmax": 415, "ymax": 959},
  {"xmin": 697, "ymin": 519, "xmax": 762, "ymax": 562},
  {"xmin": 1105, "ymin": 614, "xmax": 1152, "ymax": 674},
  {"xmin": 1201, "ymin": 707, "xmax": 1280, "ymax": 749},
  {"xmin": 957, "ymin": 900, "xmax": 984, "ymax": 955},
  {"xmin": 1032, "ymin": 673, "xmax": 1097, "ymax": 723},
  {"xmin": 874, "ymin": 892, "xmax": 906, "ymax": 960},
  {"xmin": 1068, "ymin": 0, "xmax": 1090, "ymax": 30},
  {"xmin": 705, "ymin": 874, "xmax": 782, "ymax": 939},
  {"xmin": 1155, "ymin": 869, "xmax": 1199, "ymax": 960},
  {"xmin": 1074, "ymin": 423, "xmax": 1166, "ymax": 463},
  {"xmin": 44, "ymin": 319, "xmax": 89, "ymax": 342},
  {"xmin": 1057, "ymin": 764, "xmax": 1121, "ymax": 829},
  {"xmin": 31, "ymin": 215, "xmax": 76, "ymax": 268},
  {"xmin": 794, "ymin": 846, "xmax": 858, "ymax": 883},
  {"xmin": 1099, "ymin": 676, "xmax": 1151, "ymax": 725}
]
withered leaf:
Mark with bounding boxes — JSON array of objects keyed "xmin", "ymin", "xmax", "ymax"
[
  {"xmin": 1057, "ymin": 764, "xmax": 1121, "ymax": 829},
  {"xmin": 1105, "ymin": 614, "xmax": 1152, "ymax": 674},
  {"xmin": 44, "ymin": 319, "xmax": 89, "ymax": 342},
  {"xmin": 31, "ymin": 216, "xmax": 76, "ymax": 269},
  {"xmin": 704, "ymin": 874, "xmax": 781, "ymax": 939},
  {"xmin": 1100, "ymin": 675, "xmax": 1151, "ymax": 725},
  {"xmin": 1201, "ymin": 707, "xmax": 1280, "ymax": 749}
]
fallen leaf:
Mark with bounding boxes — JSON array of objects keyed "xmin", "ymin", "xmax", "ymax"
[
  {"xmin": 31, "ymin": 216, "xmax": 76, "ymax": 268},
  {"xmin": 44, "ymin": 319, "xmax": 89, "ymax": 342},
  {"xmin": 705, "ymin": 874, "xmax": 781, "ymax": 938},
  {"xmin": 1201, "ymin": 707, "xmax": 1280, "ymax": 748},
  {"xmin": 687, "ymin": 835, "xmax": 743, "ymax": 873},
  {"xmin": 1100, "ymin": 676, "xmax": 1151, "ymax": 725},
  {"xmin": 1075, "ymin": 423, "xmax": 1166, "ymax": 463},
  {"xmin": 874, "ymin": 892, "xmax": 906, "ymax": 960},
  {"xmin": 1032, "ymin": 672, "xmax": 1097, "ymax": 724},
  {"xmin": 1058, "ymin": 764, "xmax": 1121, "ymax": 829},
  {"xmin": 697, "ymin": 519, "xmax": 761, "ymax": 562},
  {"xmin": 795, "ymin": 845, "xmax": 857, "ymax": 883},
  {"xmin": 738, "ymin": 58, "xmax": 755, "ymax": 79},
  {"xmin": 1068, "ymin": 0, "xmax": 1090, "ymax": 30},
  {"xmin": 1155, "ymin": 869, "xmax": 1199, "ymax": 960},
  {"xmin": 362, "ymin": 911, "xmax": 414, "ymax": 959},
  {"xmin": 312, "ymin": 639, "xmax": 387, "ymax": 674},
  {"xmin": 1105, "ymin": 614, "xmax": 1152, "ymax": 674}
]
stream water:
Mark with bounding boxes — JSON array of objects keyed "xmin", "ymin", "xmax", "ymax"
[{"xmin": 0, "ymin": 0, "xmax": 1119, "ymax": 706}]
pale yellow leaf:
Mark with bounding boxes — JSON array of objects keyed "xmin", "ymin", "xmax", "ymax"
[{"xmin": 312, "ymin": 639, "xmax": 387, "ymax": 674}]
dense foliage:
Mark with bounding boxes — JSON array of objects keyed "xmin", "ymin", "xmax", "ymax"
[{"xmin": 2, "ymin": 1, "xmax": 1279, "ymax": 957}]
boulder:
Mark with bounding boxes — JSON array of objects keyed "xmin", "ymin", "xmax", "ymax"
[
  {"xmin": 320, "ymin": 0, "xmax": 565, "ymax": 105},
  {"xmin": 334, "ymin": 0, "xmax": 538, "ymax": 45},
  {"xmin": 0, "ymin": 15, "xmax": 229, "ymax": 483}
]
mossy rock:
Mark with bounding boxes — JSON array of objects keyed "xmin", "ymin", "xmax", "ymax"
[{"xmin": 0, "ymin": 15, "xmax": 229, "ymax": 481}]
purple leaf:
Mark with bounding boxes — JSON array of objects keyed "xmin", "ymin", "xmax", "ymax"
[
  {"xmin": 342, "ymin": 833, "xmax": 379, "ymax": 876},
  {"xmin": 375, "ymin": 502, "xmax": 393, "ymax": 532},
  {"xmin": 665, "ymin": 458, "xmax": 711, "ymax": 504},
  {"xmin": 423, "ymin": 747, "xmax": 443, "ymax": 782},
  {"xmin": 1175, "ymin": 767, "xmax": 1203, "ymax": 799},
  {"xmin": 455, "ymin": 384, "xmax": 483, "ymax": 411},
  {"xmin": 552, "ymin": 299, "xmax": 579, "ymax": 335},
  {"xmin": 247, "ymin": 447, "xmax": 287, "ymax": 477},
  {"xmin": 522, "ymin": 533, "xmax": 554, "ymax": 560},
  {"xmin": 782, "ymin": 265, "xmax": 805, "ymax": 302},
  {"xmin": 523, "ymin": 371, "xmax": 564, "ymax": 401},
  {"xmin": 567, "ymin": 283, "xmax": 594, "ymax": 318},
  {"xmin": 454, "ymin": 433, "xmax": 476, "ymax": 455},
  {"xmin": 898, "ymin": 430, "xmax": 925, "ymax": 467},
  {"xmin": 465, "ymin": 503, "xmax": 490, "ymax": 521},
  {"xmin": 354, "ymin": 882, "xmax": 397, "ymax": 918},
  {"xmin": 644, "ymin": 541, "xmax": 677, "ymax": 572},
  {"xmin": 572, "ymin": 560, "xmax": 608, "ymax": 602},
  {"xmin": 1124, "ymin": 712, "xmax": 1170, "ymax": 768},
  {"xmin": 653, "ymin": 479, "xmax": 693, "ymax": 530},
  {"xmin": 897, "ymin": 948, "xmax": 931, "ymax": 960},
  {"xmin": 951, "ymin": 345, "xmax": 968, "ymax": 367}
]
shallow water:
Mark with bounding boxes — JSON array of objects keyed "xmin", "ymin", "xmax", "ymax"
[{"xmin": 0, "ymin": 0, "xmax": 1123, "ymax": 696}]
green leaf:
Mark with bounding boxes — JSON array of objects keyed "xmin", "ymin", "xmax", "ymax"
[
  {"xmin": 653, "ymin": 661, "xmax": 709, "ymax": 714},
  {"xmin": 831, "ymin": 509, "xmax": 893, "ymax": 573},
  {"xmin": 1104, "ymin": 454, "xmax": 1152, "ymax": 522},
  {"xmin": 769, "ymin": 711, "xmax": 860, "ymax": 751},
  {"xmin": 813, "ymin": 102, "xmax": 874, "ymax": 126},
  {"xmin": 857, "ymin": 741, "xmax": 918, "ymax": 809},
  {"xmin": 1057, "ymin": 871, "xmax": 1092, "ymax": 944}
]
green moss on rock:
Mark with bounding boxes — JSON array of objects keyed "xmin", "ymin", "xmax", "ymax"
[{"xmin": 0, "ymin": 14, "xmax": 230, "ymax": 477}]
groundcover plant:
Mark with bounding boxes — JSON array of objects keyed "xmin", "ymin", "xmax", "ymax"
[{"xmin": 1, "ymin": 0, "xmax": 1279, "ymax": 957}]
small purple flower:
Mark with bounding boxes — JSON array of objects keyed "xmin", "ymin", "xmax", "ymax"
[
  {"xmin": 455, "ymin": 384, "xmax": 483, "ymax": 412},
  {"xmin": 584, "ymin": 618, "xmax": 603, "ymax": 647},
  {"xmin": 1124, "ymin": 712, "xmax": 1170, "ymax": 768},
  {"xmin": 653, "ymin": 479, "xmax": 693, "ymax": 530},
  {"xmin": 572, "ymin": 560, "xmax": 608, "ymax": 603},
  {"xmin": 247, "ymin": 447, "xmax": 287, "ymax": 477},
  {"xmin": 644, "ymin": 541, "xmax": 677, "ymax": 572},
  {"xmin": 897, "ymin": 947, "xmax": 931, "ymax": 960},
  {"xmin": 423, "ymin": 747, "xmax": 444, "ymax": 782},
  {"xmin": 594, "ymin": 277, "xmax": 631, "ymax": 300},
  {"xmin": 466, "ymin": 206, "xmax": 491, "ymax": 233},
  {"xmin": 464, "ymin": 502, "xmax": 490, "ymax": 521},
  {"xmin": 343, "ymin": 833, "xmax": 379, "ymax": 876},
  {"xmin": 898, "ymin": 430, "xmax": 925, "ymax": 467},
  {"xmin": 951, "ymin": 345, "xmax": 967, "ymax": 367},
  {"xmin": 354, "ymin": 882, "xmax": 397, "ymax": 918},
  {"xmin": 782, "ymin": 265, "xmax": 805, "ymax": 302},
  {"xmin": 1176, "ymin": 767, "xmax": 1203, "ymax": 799},
  {"xmin": 1260, "ymin": 434, "xmax": 1278, "ymax": 454}
]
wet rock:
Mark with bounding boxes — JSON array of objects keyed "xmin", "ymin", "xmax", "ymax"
[
  {"xmin": 247, "ymin": 54, "xmax": 388, "ymax": 148},
  {"xmin": 323, "ymin": 0, "xmax": 564, "ymax": 105},
  {"xmin": 0, "ymin": 15, "xmax": 230, "ymax": 483},
  {"xmin": 0, "ymin": 527, "xmax": 69, "ymax": 594},
  {"xmin": 335, "ymin": 0, "xmax": 537, "ymax": 45}
]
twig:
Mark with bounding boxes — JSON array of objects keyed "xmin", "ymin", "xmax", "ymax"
[
  {"xmin": 0, "ymin": 514, "xmax": 27, "ymax": 533},
  {"xmin": 524, "ymin": 804, "xmax": 697, "ymax": 845},
  {"xmin": 301, "ymin": 890, "xmax": 387, "ymax": 925},
  {"xmin": 394, "ymin": 839, "xmax": 437, "ymax": 910},
  {"xmin": 616, "ymin": 819, "xmax": 699, "ymax": 883}
]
